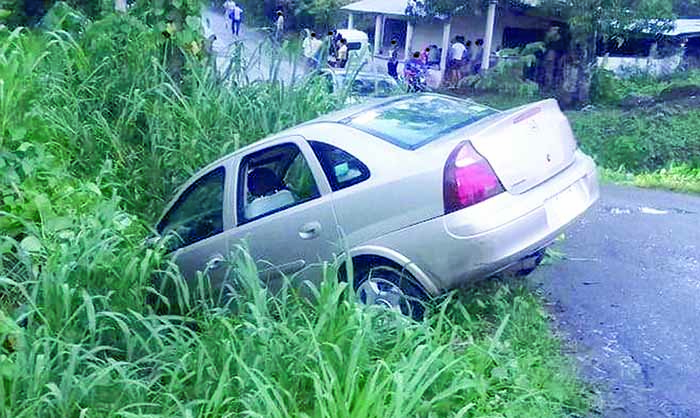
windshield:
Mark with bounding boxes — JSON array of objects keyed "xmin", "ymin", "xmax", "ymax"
[
  {"xmin": 336, "ymin": 74, "xmax": 397, "ymax": 97},
  {"xmin": 345, "ymin": 95, "xmax": 497, "ymax": 149}
]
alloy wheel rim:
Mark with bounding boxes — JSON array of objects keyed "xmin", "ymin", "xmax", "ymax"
[{"xmin": 357, "ymin": 273, "xmax": 409, "ymax": 314}]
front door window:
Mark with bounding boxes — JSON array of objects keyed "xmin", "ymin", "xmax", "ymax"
[
  {"xmin": 238, "ymin": 143, "xmax": 320, "ymax": 224},
  {"xmin": 157, "ymin": 167, "xmax": 225, "ymax": 251}
]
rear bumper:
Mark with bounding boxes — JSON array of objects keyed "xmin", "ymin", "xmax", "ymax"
[{"xmin": 366, "ymin": 150, "xmax": 599, "ymax": 293}]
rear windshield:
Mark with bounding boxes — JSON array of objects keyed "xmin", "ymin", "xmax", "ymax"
[{"xmin": 344, "ymin": 95, "xmax": 497, "ymax": 150}]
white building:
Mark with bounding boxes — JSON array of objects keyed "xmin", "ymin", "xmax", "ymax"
[{"xmin": 341, "ymin": 0, "xmax": 561, "ymax": 85}]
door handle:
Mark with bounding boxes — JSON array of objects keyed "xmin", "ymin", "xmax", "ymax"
[
  {"xmin": 298, "ymin": 221, "xmax": 322, "ymax": 240},
  {"xmin": 206, "ymin": 254, "xmax": 225, "ymax": 270}
]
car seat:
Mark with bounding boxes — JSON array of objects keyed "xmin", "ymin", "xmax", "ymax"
[{"xmin": 245, "ymin": 167, "xmax": 295, "ymax": 219}]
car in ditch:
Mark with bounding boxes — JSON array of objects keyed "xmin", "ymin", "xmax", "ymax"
[
  {"xmin": 155, "ymin": 94, "xmax": 599, "ymax": 318},
  {"xmin": 318, "ymin": 69, "xmax": 400, "ymax": 102}
]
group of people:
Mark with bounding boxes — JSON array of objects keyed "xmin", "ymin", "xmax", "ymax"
[
  {"xmin": 386, "ymin": 40, "xmax": 434, "ymax": 91},
  {"xmin": 384, "ymin": 35, "xmax": 486, "ymax": 90},
  {"xmin": 302, "ymin": 30, "xmax": 349, "ymax": 69},
  {"xmin": 446, "ymin": 36, "xmax": 485, "ymax": 84},
  {"xmin": 222, "ymin": 1, "xmax": 243, "ymax": 36},
  {"xmin": 223, "ymin": 1, "xmax": 285, "ymax": 43}
]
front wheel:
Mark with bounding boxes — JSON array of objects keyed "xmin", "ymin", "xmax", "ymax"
[{"xmin": 354, "ymin": 265, "xmax": 429, "ymax": 320}]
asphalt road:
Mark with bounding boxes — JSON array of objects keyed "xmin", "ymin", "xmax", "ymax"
[{"xmin": 529, "ymin": 184, "xmax": 700, "ymax": 417}]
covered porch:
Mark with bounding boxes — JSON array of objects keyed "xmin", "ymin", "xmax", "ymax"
[{"xmin": 341, "ymin": 0, "xmax": 502, "ymax": 85}]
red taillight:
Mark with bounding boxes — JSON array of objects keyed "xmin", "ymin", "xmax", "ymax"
[{"xmin": 443, "ymin": 142, "xmax": 504, "ymax": 214}]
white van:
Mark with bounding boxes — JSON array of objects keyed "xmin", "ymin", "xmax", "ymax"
[{"xmin": 333, "ymin": 29, "xmax": 371, "ymax": 69}]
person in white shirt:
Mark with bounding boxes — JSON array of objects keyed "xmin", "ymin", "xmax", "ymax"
[
  {"xmin": 336, "ymin": 38, "xmax": 348, "ymax": 68},
  {"xmin": 275, "ymin": 11, "xmax": 285, "ymax": 43},
  {"xmin": 302, "ymin": 31, "xmax": 323, "ymax": 68},
  {"xmin": 448, "ymin": 36, "xmax": 467, "ymax": 84},
  {"xmin": 223, "ymin": 1, "xmax": 243, "ymax": 36}
]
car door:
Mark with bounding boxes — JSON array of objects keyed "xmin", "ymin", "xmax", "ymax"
[
  {"xmin": 226, "ymin": 137, "xmax": 340, "ymax": 290},
  {"xmin": 156, "ymin": 164, "xmax": 233, "ymax": 295}
]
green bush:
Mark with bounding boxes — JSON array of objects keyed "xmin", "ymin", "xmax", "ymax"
[
  {"xmin": 40, "ymin": 1, "xmax": 89, "ymax": 33},
  {"xmin": 569, "ymin": 108, "xmax": 700, "ymax": 172},
  {"xmin": 459, "ymin": 42, "xmax": 545, "ymax": 99},
  {"xmin": 590, "ymin": 68, "xmax": 700, "ymax": 106}
]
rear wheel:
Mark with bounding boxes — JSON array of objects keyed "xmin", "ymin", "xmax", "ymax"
[{"xmin": 354, "ymin": 264, "xmax": 429, "ymax": 320}]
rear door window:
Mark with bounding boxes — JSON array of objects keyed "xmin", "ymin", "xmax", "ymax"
[
  {"xmin": 309, "ymin": 141, "xmax": 370, "ymax": 191},
  {"xmin": 238, "ymin": 143, "xmax": 321, "ymax": 223}
]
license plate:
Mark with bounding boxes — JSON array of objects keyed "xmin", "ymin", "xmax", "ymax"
[{"xmin": 545, "ymin": 185, "xmax": 583, "ymax": 228}]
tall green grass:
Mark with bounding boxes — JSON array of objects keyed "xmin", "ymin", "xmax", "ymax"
[
  {"xmin": 0, "ymin": 14, "xmax": 591, "ymax": 417},
  {"xmin": 1, "ymin": 247, "xmax": 590, "ymax": 417}
]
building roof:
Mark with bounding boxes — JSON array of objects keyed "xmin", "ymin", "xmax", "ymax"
[
  {"xmin": 341, "ymin": 0, "xmax": 541, "ymax": 16},
  {"xmin": 341, "ymin": 0, "xmax": 410, "ymax": 16}
]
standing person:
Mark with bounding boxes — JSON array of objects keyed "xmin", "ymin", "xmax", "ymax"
[
  {"xmin": 303, "ymin": 31, "xmax": 323, "ymax": 69},
  {"xmin": 228, "ymin": 2, "xmax": 243, "ymax": 37},
  {"xmin": 302, "ymin": 29, "xmax": 313, "ymax": 64},
  {"xmin": 223, "ymin": 1, "xmax": 235, "ymax": 35},
  {"xmin": 336, "ymin": 38, "xmax": 348, "ymax": 69},
  {"xmin": 463, "ymin": 40, "xmax": 473, "ymax": 75},
  {"xmin": 327, "ymin": 31, "xmax": 336, "ymax": 57},
  {"xmin": 448, "ymin": 36, "xmax": 466, "ymax": 84},
  {"xmin": 311, "ymin": 32, "xmax": 323, "ymax": 66},
  {"xmin": 275, "ymin": 11, "xmax": 285, "ymax": 43},
  {"xmin": 421, "ymin": 47, "xmax": 430, "ymax": 65},
  {"xmin": 472, "ymin": 38, "xmax": 484, "ymax": 75},
  {"xmin": 404, "ymin": 51, "xmax": 426, "ymax": 91},
  {"xmin": 387, "ymin": 38, "xmax": 399, "ymax": 79}
]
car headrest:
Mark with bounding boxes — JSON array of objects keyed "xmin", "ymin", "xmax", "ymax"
[{"xmin": 248, "ymin": 167, "xmax": 282, "ymax": 197}]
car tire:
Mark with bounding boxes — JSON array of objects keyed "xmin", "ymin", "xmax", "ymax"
[{"xmin": 353, "ymin": 264, "xmax": 429, "ymax": 320}]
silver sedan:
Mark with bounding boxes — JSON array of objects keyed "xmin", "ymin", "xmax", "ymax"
[{"xmin": 155, "ymin": 94, "xmax": 599, "ymax": 318}]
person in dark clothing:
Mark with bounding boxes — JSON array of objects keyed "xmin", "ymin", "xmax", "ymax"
[
  {"xmin": 404, "ymin": 51, "xmax": 427, "ymax": 91},
  {"xmin": 387, "ymin": 39, "xmax": 399, "ymax": 79},
  {"xmin": 472, "ymin": 38, "xmax": 484, "ymax": 75}
]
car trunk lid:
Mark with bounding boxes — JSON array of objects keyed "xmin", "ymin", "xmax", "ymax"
[{"xmin": 466, "ymin": 99, "xmax": 578, "ymax": 194}]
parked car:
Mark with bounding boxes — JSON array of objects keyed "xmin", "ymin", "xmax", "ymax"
[
  {"xmin": 318, "ymin": 69, "xmax": 400, "ymax": 102},
  {"xmin": 155, "ymin": 94, "xmax": 599, "ymax": 318}
]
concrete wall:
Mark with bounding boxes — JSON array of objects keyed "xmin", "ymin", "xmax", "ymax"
[{"xmin": 408, "ymin": 10, "xmax": 554, "ymax": 56}]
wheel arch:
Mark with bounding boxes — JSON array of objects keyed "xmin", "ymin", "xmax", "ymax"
[{"xmin": 339, "ymin": 245, "xmax": 441, "ymax": 297}]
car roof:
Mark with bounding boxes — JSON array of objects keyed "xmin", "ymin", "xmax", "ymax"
[
  {"xmin": 192, "ymin": 96, "xmax": 397, "ymax": 173},
  {"xmin": 192, "ymin": 94, "xmax": 493, "ymax": 175},
  {"xmin": 336, "ymin": 29, "xmax": 368, "ymax": 42}
]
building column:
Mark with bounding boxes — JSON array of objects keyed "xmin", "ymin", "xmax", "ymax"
[
  {"xmin": 374, "ymin": 14, "xmax": 384, "ymax": 56},
  {"xmin": 440, "ymin": 18, "xmax": 452, "ymax": 81},
  {"xmin": 482, "ymin": 0, "xmax": 497, "ymax": 71},
  {"xmin": 348, "ymin": 13, "xmax": 354, "ymax": 29},
  {"xmin": 404, "ymin": 20, "xmax": 414, "ymax": 60}
]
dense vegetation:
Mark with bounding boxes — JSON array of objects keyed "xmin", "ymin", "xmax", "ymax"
[{"xmin": 0, "ymin": 7, "xmax": 593, "ymax": 417}]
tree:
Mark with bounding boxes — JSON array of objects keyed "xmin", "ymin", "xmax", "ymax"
[
  {"xmin": 416, "ymin": 0, "xmax": 676, "ymax": 104},
  {"xmin": 295, "ymin": 0, "xmax": 354, "ymax": 29}
]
